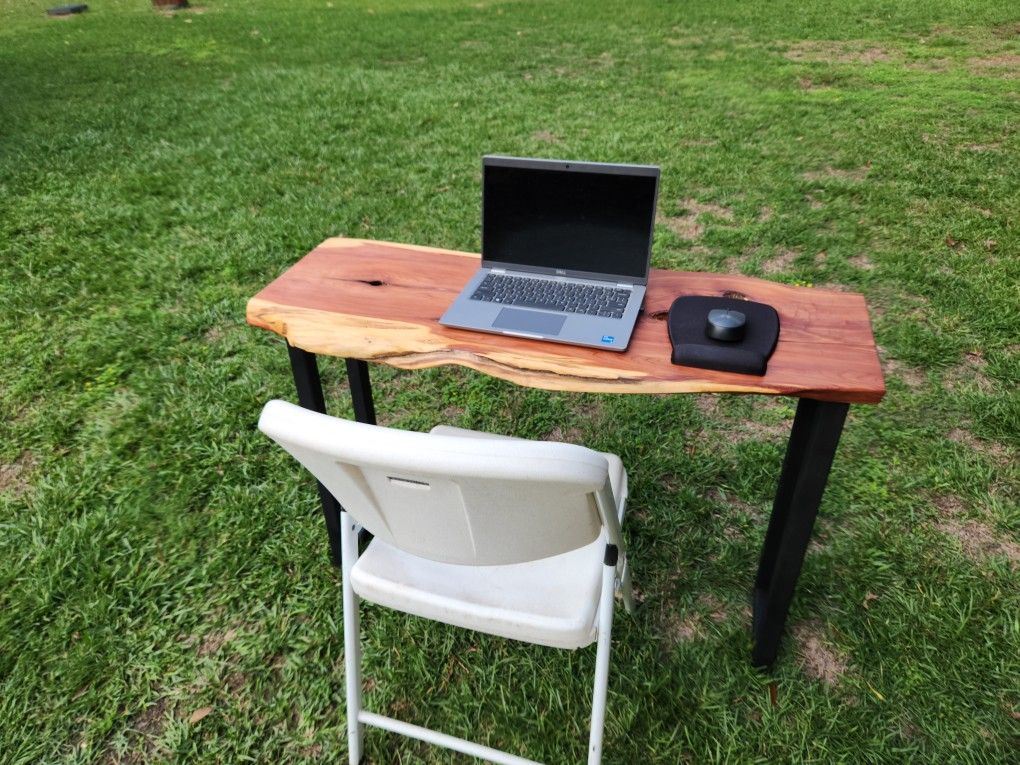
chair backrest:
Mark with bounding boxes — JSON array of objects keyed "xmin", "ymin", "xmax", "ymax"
[{"xmin": 259, "ymin": 400, "xmax": 612, "ymax": 566}]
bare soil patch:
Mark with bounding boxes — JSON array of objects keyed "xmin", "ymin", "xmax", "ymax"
[
  {"xmin": 969, "ymin": 54, "xmax": 1020, "ymax": 77},
  {"xmin": 932, "ymin": 493, "xmax": 966, "ymax": 517},
  {"xmin": 103, "ymin": 698, "xmax": 170, "ymax": 764},
  {"xmin": 662, "ymin": 610, "xmax": 704, "ymax": 643},
  {"xmin": 545, "ymin": 425, "xmax": 583, "ymax": 443},
  {"xmin": 197, "ymin": 627, "xmax": 239, "ymax": 657},
  {"xmin": 761, "ymin": 247, "xmax": 799, "ymax": 274},
  {"xmin": 877, "ymin": 347, "xmax": 925, "ymax": 390},
  {"xmin": 961, "ymin": 142, "xmax": 1001, "ymax": 152},
  {"xmin": 947, "ymin": 428, "xmax": 1010, "ymax": 461},
  {"xmin": 938, "ymin": 519, "xmax": 1020, "ymax": 570},
  {"xmin": 784, "ymin": 41, "xmax": 893, "ymax": 65},
  {"xmin": 658, "ymin": 212, "xmax": 703, "ymax": 240},
  {"xmin": 848, "ymin": 254, "xmax": 874, "ymax": 271},
  {"xmin": 698, "ymin": 594, "xmax": 730, "ymax": 624},
  {"xmin": 802, "ymin": 165, "xmax": 870, "ymax": 183},
  {"xmin": 681, "ymin": 197, "xmax": 734, "ymax": 220},
  {"xmin": 694, "ymin": 394, "xmax": 720, "ymax": 416},
  {"xmin": 531, "ymin": 129, "xmax": 561, "ymax": 144},
  {"xmin": 793, "ymin": 621, "xmax": 848, "ymax": 685},
  {"xmin": 944, "ymin": 351, "xmax": 994, "ymax": 393},
  {"xmin": 905, "ymin": 58, "xmax": 952, "ymax": 72},
  {"xmin": 0, "ymin": 451, "xmax": 35, "ymax": 497}
]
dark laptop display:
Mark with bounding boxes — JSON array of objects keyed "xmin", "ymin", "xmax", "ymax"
[
  {"xmin": 440, "ymin": 156, "xmax": 660, "ymax": 352},
  {"xmin": 483, "ymin": 163, "xmax": 658, "ymax": 280}
]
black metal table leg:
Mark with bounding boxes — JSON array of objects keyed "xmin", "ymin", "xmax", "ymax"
[
  {"xmin": 752, "ymin": 398, "xmax": 849, "ymax": 667},
  {"xmin": 287, "ymin": 342, "xmax": 376, "ymax": 566}
]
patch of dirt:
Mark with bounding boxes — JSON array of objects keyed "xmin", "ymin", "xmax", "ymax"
[
  {"xmin": 660, "ymin": 610, "xmax": 704, "ymax": 644},
  {"xmin": 758, "ymin": 206, "xmax": 774, "ymax": 222},
  {"xmin": 681, "ymin": 197, "xmax": 734, "ymax": 220},
  {"xmin": 784, "ymin": 40, "xmax": 893, "ymax": 64},
  {"xmin": 904, "ymin": 58, "xmax": 952, "ymax": 72},
  {"xmin": 802, "ymin": 165, "xmax": 870, "ymax": 183},
  {"xmin": 848, "ymin": 254, "xmax": 874, "ymax": 271},
  {"xmin": 224, "ymin": 671, "xmax": 247, "ymax": 694},
  {"xmin": 761, "ymin": 247, "xmax": 799, "ymax": 274},
  {"xmin": 197, "ymin": 627, "xmax": 239, "ymax": 658},
  {"xmin": 203, "ymin": 326, "xmax": 225, "ymax": 343},
  {"xmin": 103, "ymin": 698, "xmax": 170, "ymax": 764},
  {"xmin": 877, "ymin": 347, "xmax": 925, "ymax": 390},
  {"xmin": 441, "ymin": 404, "xmax": 464, "ymax": 421},
  {"xmin": 992, "ymin": 22, "xmax": 1020, "ymax": 38},
  {"xmin": 805, "ymin": 192, "xmax": 824, "ymax": 209},
  {"xmin": 733, "ymin": 417, "xmax": 789, "ymax": 441},
  {"xmin": 944, "ymin": 351, "xmax": 994, "ymax": 393},
  {"xmin": 659, "ymin": 197, "xmax": 734, "ymax": 240},
  {"xmin": 814, "ymin": 250, "xmax": 828, "ymax": 265},
  {"xmin": 658, "ymin": 212, "xmax": 703, "ymax": 240},
  {"xmin": 937, "ymin": 519, "xmax": 1020, "ymax": 569},
  {"xmin": 694, "ymin": 395, "xmax": 720, "ymax": 416},
  {"xmin": 961, "ymin": 142, "xmax": 1001, "ymax": 152},
  {"xmin": 932, "ymin": 493, "xmax": 966, "ymax": 517},
  {"xmin": 793, "ymin": 621, "xmax": 849, "ymax": 686},
  {"xmin": 0, "ymin": 451, "xmax": 35, "ymax": 497},
  {"xmin": 698, "ymin": 594, "xmax": 729, "ymax": 624},
  {"xmin": 947, "ymin": 428, "xmax": 1010, "ymax": 461},
  {"xmin": 531, "ymin": 129, "xmax": 561, "ymax": 144},
  {"xmin": 545, "ymin": 425, "xmax": 583, "ymax": 443},
  {"xmin": 969, "ymin": 54, "xmax": 1020, "ymax": 77}
]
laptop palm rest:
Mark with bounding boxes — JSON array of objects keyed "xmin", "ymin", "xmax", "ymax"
[{"xmin": 492, "ymin": 308, "xmax": 566, "ymax": 336}]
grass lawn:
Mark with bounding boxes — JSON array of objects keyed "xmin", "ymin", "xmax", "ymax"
[{"xmin": 1, "ymin": 0, "xmax": 1018, "ymax": 762}]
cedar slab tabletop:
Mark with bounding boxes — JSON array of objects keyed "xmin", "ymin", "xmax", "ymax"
[{"xmin": 248, "ymin": 238, "xmax": 886, "ymax": 667}]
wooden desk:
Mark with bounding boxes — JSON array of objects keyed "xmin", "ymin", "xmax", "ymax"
[{"xmin": 248, "ymin": 237, "xmax": 885, "ymax": 667}]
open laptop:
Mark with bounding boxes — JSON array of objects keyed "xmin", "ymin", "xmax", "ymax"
[{"xmin": 439, "ymin": 155, "xmax": 660, "ymax": 352}]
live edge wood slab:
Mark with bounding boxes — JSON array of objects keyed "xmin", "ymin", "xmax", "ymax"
[{"xmin": 247, "ymin": 238, "xmax": 885, "ymax": 404}]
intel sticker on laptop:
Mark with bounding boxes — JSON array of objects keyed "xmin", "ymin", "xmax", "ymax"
[{"xmin": 601, "ymin": 335, "xmax": 615, "ymax": 344}]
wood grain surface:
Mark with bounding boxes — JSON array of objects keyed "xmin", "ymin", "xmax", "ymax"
[{"xmin": 247, "ymin": 238, "xmax": 885, "ymax": 403}]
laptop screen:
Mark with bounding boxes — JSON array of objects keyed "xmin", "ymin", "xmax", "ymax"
[{"xmin": 482, "ymin": 159, "xmax": 658, "ymax": 282}]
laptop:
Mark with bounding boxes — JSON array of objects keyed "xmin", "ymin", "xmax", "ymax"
[{"xmin": 439, "ymin": 155, "xmax": 660, "ymax": 352}]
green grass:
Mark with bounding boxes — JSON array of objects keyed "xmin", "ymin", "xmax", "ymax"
[{"xmin": 1, "ymin": 0, "xmax": 1018, "ymax": 762}]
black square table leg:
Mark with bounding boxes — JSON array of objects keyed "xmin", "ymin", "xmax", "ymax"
[
  {"xmin": 752, "ymin": 397, "xmax": 849, "ymax": 668},
  {"xmin": 287, "ymin": 342, "xmax": 376, "ymax": 566}
]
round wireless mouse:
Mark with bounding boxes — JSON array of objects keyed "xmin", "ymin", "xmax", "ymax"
[{"xmin": 706, "ymin": 308, "xmax": 747, "ymax": 342}]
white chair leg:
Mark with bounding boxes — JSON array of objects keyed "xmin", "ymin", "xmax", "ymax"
[
  {"xmin": 340, "ymin": 511, "xmax": 364, "ymax": 765},
  {"xmin": 587, "ymin": 558, "xmax": 617, "ymax": 765}
]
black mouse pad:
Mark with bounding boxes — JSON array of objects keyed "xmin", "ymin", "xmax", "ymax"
[{"xmin": 667, "ymin": 296, "xmax": 780, "ymax": 376}]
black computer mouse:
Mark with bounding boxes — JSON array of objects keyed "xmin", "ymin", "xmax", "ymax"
[{"xmin": 706, "ymin": 308, "xmax": 746, "ymax": 342}]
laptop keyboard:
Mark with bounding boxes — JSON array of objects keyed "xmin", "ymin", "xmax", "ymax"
[{"xmin": 470, "ymin": 273, "xmax": 630, "ymax": 318}]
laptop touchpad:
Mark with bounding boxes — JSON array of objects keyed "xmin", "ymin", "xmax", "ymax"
[{"xmin": 492, "ymin": 308, "xmax": 566, "ymax": 336}]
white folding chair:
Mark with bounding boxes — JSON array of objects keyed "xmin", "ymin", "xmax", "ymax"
[{"xmin": 259, "ymin": 399, "xmax": 635, "ymax": 765}]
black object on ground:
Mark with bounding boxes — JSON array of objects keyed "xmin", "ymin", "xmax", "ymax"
[{"xmin": 47, "ymin": 4, "xmax": 88, "ymax": 15}]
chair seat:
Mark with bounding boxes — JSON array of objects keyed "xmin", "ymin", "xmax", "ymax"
[{"xmin": 350, "ymin": 425, "xmax": 627, "ymax": 650}]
